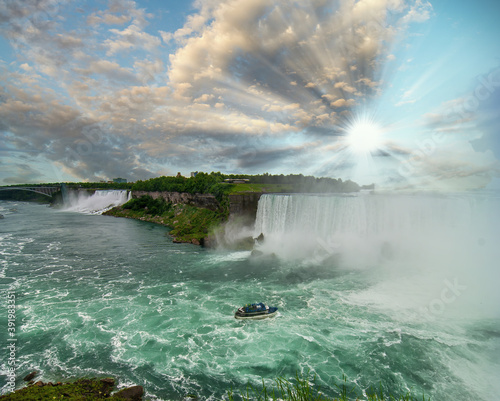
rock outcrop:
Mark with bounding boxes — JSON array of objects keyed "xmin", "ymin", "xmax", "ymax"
[
  {"xmin": 3, "ymin": 377, "xmax": 143, "ymax": 400},
  {"xmin": 132, "ymin": 191, "xmax": 220, "ymax": 211},
  {"xmin": 23, "ymin": 371, "xmax": 38, "ymax": 382},
  {"xmin": 114, "ymin": 385, "xmax": 144, "ymax": 400},
  {"xmin": 228, "ymin": 193, "xmax": 264, "ymax": 218}
]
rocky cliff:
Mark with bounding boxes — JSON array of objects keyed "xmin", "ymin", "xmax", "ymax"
[
  {"xmin": 132, "ymin": 191, "xmax": 220, "ymax": 211},
  {"xmin": 132, "ymin": 190, "xmax": 264, "ymax": 219},
  {"xmin": 104, "ymin": 191, "xmax": 266, "ymax": 248},
  {"xmin": 228, "ymin": 193, "xmax": 264, "ymax": 218}
]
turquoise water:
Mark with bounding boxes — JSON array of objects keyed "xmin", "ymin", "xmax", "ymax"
[{"xmin": 1, "ymin": 195, "xmax": 499, "ymax": 400}]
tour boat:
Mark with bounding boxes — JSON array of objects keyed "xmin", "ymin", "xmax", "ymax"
[{"xmin": 234, "ymin": 303, "xmax": 278, "ymax": 320}]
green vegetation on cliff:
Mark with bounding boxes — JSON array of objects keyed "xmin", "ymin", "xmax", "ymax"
[
  {"xmin": 228, "ymin": 183, "xmax": 293, "ymax": 194},
  {"xmin": 0, "ymin": 378, "xmax": 140, "ymax": 400},
  {"xmin": 104, "ymin": 195, "xmax": 225, "ymax": 245},
  {"xmin": 132, "ymin": 172, "xmax": 231, "ymax": 200},
  {"xmin": 241, "ymin": 173, "xmax": 360, "ymax": 193}
]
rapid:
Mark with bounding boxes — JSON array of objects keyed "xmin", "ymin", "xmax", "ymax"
[{"xmin": 1, "ymin": 191, "xmax": 499, "ymax": 400}]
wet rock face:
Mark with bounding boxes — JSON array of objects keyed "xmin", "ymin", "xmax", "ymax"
[
  {"xmin": 132, "ymin": 191, "xmax": 220, "ymax": 211},
  {"xmin": 131, "ymin": 191, "xmax": 264, "ymax": 217},
  {"xmin": 23, "ymin": 371, "xmax": 38, "ymax": 382},
  {"xmin": 114, "ymin": 385, "xmax": 144, "ymax": 400},
  {"xmin": 228, "ymin": 193, "xmax": 263, "ymax": 217},
  {"xmin": 100, "ymin": 377, "xmax": 115, "ymax": 386}
]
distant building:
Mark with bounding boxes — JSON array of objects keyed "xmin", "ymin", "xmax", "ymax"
[
  {"xmin": 113, "ymin": 178, "xmax": 127, "ymax": 183},
  {"xmin": 191, "ymin": 171, "xmax": 199, "ymax": 177}
]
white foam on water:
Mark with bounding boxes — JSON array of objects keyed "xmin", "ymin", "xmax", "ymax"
[
  {"xmin": 77, "ymin": 312, "xmax": 94, "ymax": 323},
  {"xmin": 2, "ymin": 196, "xmax": 498, "ymax": 401},
  {"xmin": 295, "ymin": 333, "xmax": 316, "ymax": 343},
  {"xmin": 205, "ymin": 250, "xmax": 252, "ymax": 264}
]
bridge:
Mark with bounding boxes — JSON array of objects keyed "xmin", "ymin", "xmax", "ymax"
[{"xmin": 0, "ymin": 185, "xmax": 61, "ymax": 197}]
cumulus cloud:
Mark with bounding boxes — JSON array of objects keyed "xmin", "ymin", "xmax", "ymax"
[
  {"xmin": 105, "ymin": 24, "xmax": 161, "ymax": 55},
  {"xmin": 165, "ymin": 0, "xmax": 405, "ymax": 144}
]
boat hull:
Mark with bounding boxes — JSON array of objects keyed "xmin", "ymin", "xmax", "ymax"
[
  {"xmin": 234, "ymin": 311, "xmax": 278, "ymax": 320},
  {"xmin": 234, "ymin": 307, "xmax": 278, "ymax": 320}
]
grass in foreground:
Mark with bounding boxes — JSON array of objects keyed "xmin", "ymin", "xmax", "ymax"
[{"xmin": 227, "ymin": 373, "xmax": 430, "ymax": 401}]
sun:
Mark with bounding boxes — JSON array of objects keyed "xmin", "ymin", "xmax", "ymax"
[{"xmin": 345, "ymin": 117, "xmax": 384, "ymax": 154}]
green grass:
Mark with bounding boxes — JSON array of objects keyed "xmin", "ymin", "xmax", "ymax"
[
  {"xmin": 229, "ymin": 183, "xmax": 293, "ymax": 194},
  {"xmin": 104, "ymin": 201, "xmax": 225, "ymax": 244},
  {"xmin": 227, "ymin": 373, "xmax": 430, "ymax": 401},
  {"xmin": 166, "ymin": 203, "xmax": 224, "ymax": 243}
]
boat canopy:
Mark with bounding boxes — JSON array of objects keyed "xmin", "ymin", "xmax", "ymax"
[{"xmin": 243, "ymin": 303, "xmax": 267, "ymax": 312}]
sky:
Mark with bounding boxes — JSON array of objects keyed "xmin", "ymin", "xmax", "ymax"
[{"xmin": 0, "ymin": 0, "xmax": 499, "ymax": 190}]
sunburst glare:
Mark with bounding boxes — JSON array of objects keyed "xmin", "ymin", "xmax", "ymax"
[{"xmin": 345, "ymin": 116, "xmax": 385, "ymax": 155}]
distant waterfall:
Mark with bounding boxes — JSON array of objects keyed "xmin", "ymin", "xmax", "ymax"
[
  {"xmin": 253, "ymin": 192, "xmax": 497, "ymax": 263},
  {"xmin": 63, "ymin": 189, "xmax": 131, "ymax": 215}
]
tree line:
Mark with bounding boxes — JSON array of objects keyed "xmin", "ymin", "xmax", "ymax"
[
  {"xmin": 131, "ymin": 172, "xmax": 360, "ymax": 194},
  {"xmin": 3, "ymin": 173, "xmax": 362, "ymax": 198}
]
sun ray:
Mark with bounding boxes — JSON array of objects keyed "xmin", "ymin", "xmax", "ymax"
[{"xmin": 344, "ymin": 114, "xmax": 385, "ymax": 155}]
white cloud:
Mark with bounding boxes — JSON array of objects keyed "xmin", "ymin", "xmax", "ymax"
[
  {"xmin": 133, "ymin": 58, "xmax": 164, "ymax": 83},
  {"xmin": 19, "ymin": 63, "xmax": 32, "ymax": 72},
  {"xmin": 395, "ymin": 99, "xmax": 417, "ymax": 107},
  {"xmin": 159, "ymin": 30, "xmax": 173, "ymax": 44},
  {"xmin": 105, "ymin": 24, "xmax": 161, "ymax": 55},
  {"xmin": 400, "ymin": 0, "xmax": 433, "ymax": 25},
  {"xmin": 331, "ymin": 98, "xmax": 356, "ymax": 108},
  {"xmin": 88, "ymin": 60, "xmax": 137, "ymax": 82}
]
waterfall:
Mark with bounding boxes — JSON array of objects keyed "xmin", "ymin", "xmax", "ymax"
[
  {"xmin": 63, "ymin": 189, "xmax": 130, "ymax": 215},
  {"xmin": 253, "ymin": 192, "xmax": 497, "ymax": 264}
]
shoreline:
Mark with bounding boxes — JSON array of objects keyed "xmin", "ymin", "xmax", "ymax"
[
  {"xmin": 1, "ymin": 372, "xmax": 432, "ymax": 401},
  {"xmin": 103, "ymin": 203, "xmax": 256, "ymax": 250},
  {"xmin": 103, "ymin": 201, "xmax": 224, "ymax": 246},
  {"xmin": 0, "ymin": 375, "xmax": 143, "ymax": 400}
]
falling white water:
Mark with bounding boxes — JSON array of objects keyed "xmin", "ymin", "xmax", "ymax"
[
  {"xmin": 253, "ymin": 191, "xmax": 500, "ymax": 319},
  {"xmin": 63, "ymin": 189, "xmax": 131, "ymax": 215},
  {"xmin": 253, "ymin": 192, "xmax": 491, "ymax": 258}
]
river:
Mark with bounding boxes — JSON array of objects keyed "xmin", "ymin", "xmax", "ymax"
[{"xmin": 1, "ymin": 192, "xmax": 499, "ymax": 400}]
